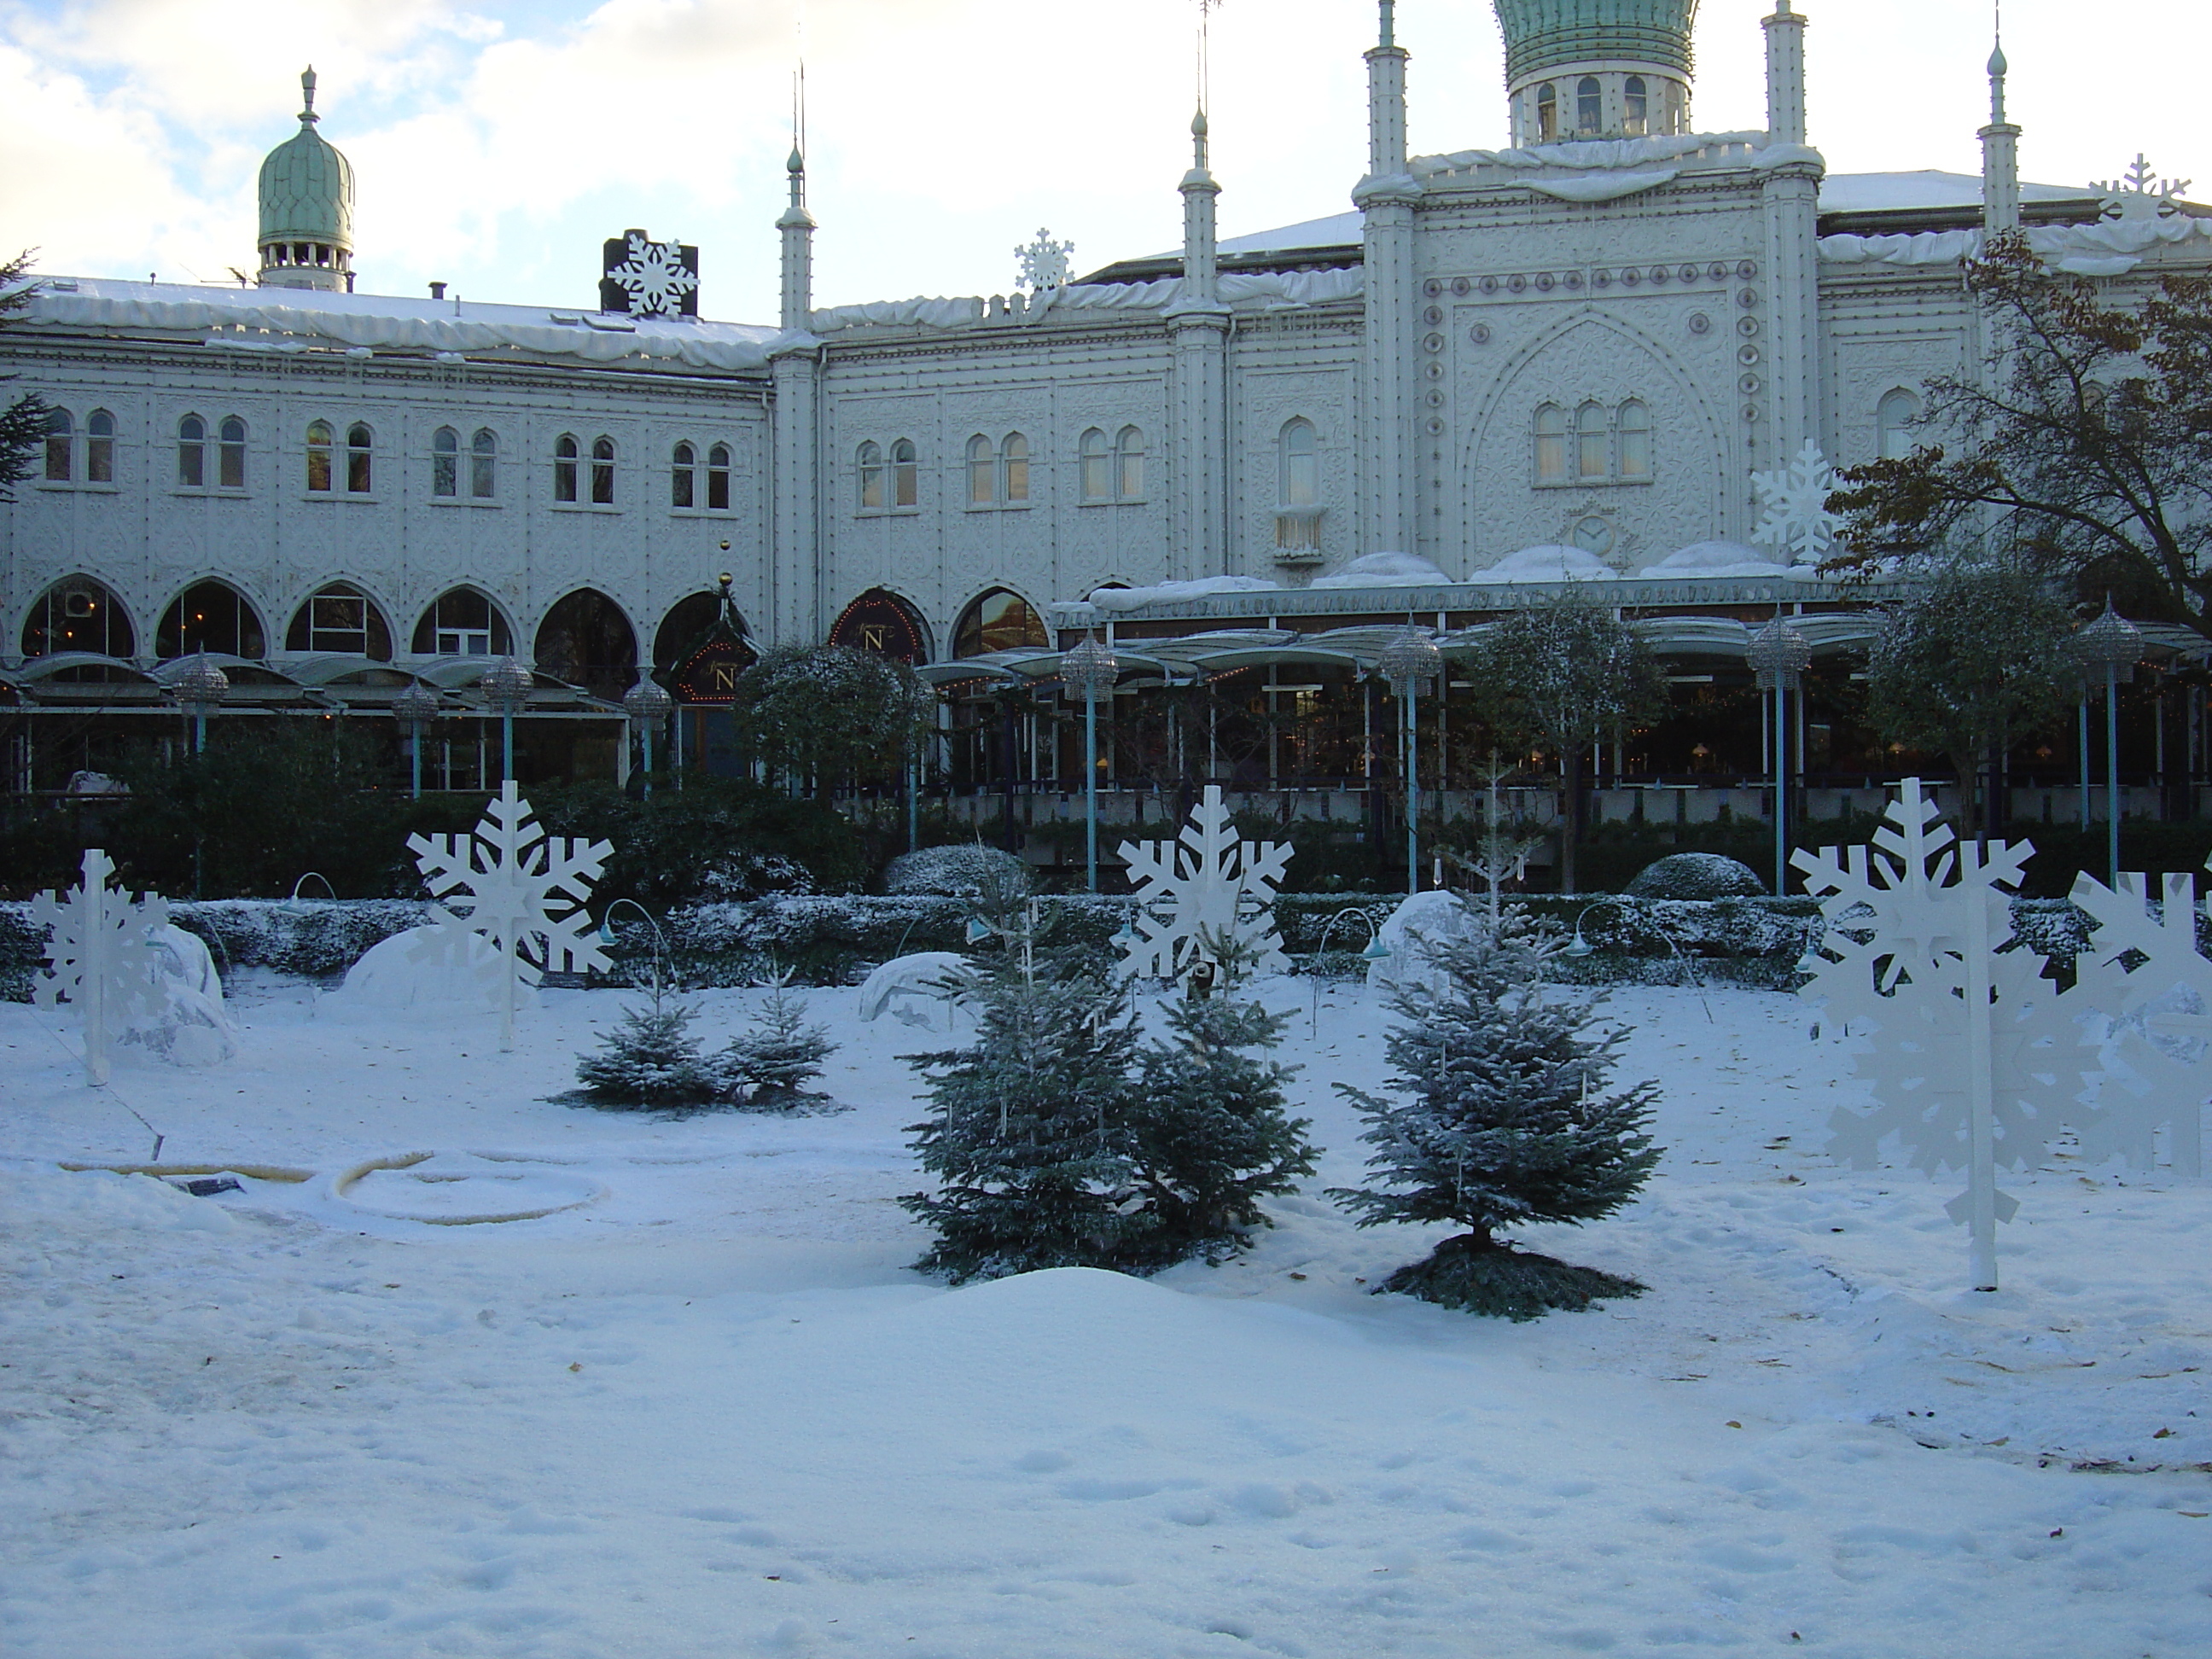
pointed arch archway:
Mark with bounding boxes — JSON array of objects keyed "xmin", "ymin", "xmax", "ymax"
[
  {"xmin": 534, "ymin": 588, "xmax": 638, "ymax": 702},
  {"xmin": 21, "ymin": 575, "xmax": 135, "ymax": 659},
  {"xmin": 828, "ymin": 587, "xmax": 930, "ymax": 664},
  {"xmin": 157, "ymin": 579, "xmax": 265, "ymax": 659}
]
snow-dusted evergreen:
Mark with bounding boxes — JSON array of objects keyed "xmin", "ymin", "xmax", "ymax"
[
  {"xmin": 881, "ymin": 844, "xmax": 1033, "ymax": 902},
  {"xmin": 718, "ymin": 977, "xmax": 836, "ymax": 1107},
  {"xmin": 901, "ymin": 949, "xmax": 1140, "ymax": 1283},
  {"xmin": 1332, "ymin": 906, "xmax": 1662, "ymax": 1320},
  {"xmin": 573, "ymin": 1001, "xmax": 718, "ymax": 1109}
]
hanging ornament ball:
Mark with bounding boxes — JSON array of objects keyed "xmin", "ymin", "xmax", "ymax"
[
  {"xmin": 1747, "ymin": 615, "xmax": 1813, "ymax": 690},
  {"xmin": 1379, "ymin": 625, "xmax": 1442, "ymax": 690},
  {"xmin": 623, "ymin": 678, "xmax": 673, "ymax": 723},
  {"xmin": 392, "ymin": 683, "xmax": 442, "ymax": 728},
  {"xmin": 480, "ymin": 657, "xmax": 536, "ymax": 711},
  {"xmin": 172, "ymin": 653, "xmax": 230, "ymax": 714},
  {"xmin": 1059, "ymin": 636, "xmax": 1120, "ymax": 699},
  {"xmin": 2072, "ymin": 602, "xmax": 2145, "ymax": 683}
]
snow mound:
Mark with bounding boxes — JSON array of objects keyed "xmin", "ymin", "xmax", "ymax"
[
  {"xmin": 1625, "ymin": 853, "xmax": 1767, "ymax": 900},
  {"xmin": 1638, "ymin": 540, "xmax": 1784, "ymax": 578},
  {"xmin": 1089, "ymin": 577, "xmax": 1279, "ymax": 614},
  {"xmin": 857, "ymin": 952, "xmax": 971, "ymax": 1026},
  {"xmin": 1467, "ymin": 544, "xmax": 1615, "ymax": 584},
  {"xmin": 321, "ymin": 923, "xmax": 529, "ymax": 1016},
  {"xmin": 882, "ymin": 844, "xmax": 1033, "ymax": 899},
  {"xmin": 0, "ymin": 1165, "xmax": 239, "ymax": 1235},
  {"xmin": 1310, "ymin": 551, "xmax": 1452, "ymax": 589},
  {"xmin": 1369, "ymin": 891, "xmax": 1479, "ymax": 995},
  {"xmin": 118, "ymin": 923, "xmax": 236, "ymax": 1066}
]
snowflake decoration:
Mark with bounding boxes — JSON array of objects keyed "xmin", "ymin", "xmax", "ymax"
[
  {"xmin": 1793, "ymin": 780, "xmax": 2093, "ymax": 1284},
  {"xmin": 1015, "ymin": 228, "xmax": 1074, "ymax": 294},
  {"xmin": 2094, "ymin": 154, "xmax": 2190, "ymax": 225},
  {"xmin": 30, "ymin": 847, "xmax": 172, "ymax": 1085},
  {"xmin": 1749, "ymin": 439, "xmax": 1844, "ymax": 566},
  {"xmin": 606, "ymin": 230, "xmax": 699, "ymax": 317},
  {"xmin": 1118, "ymin": 784, "xmax": 1289, "ymax": 983},
  {"xmin": 2067, "ymin": 869, "xmax": 2210, "ymax": 1175},
  {"xmin": 410, "ymin": 783, "xmax": 611, "ymax": 1048}
]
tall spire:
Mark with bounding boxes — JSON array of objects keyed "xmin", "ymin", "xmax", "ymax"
[
  {"xmin": 1365, "ymin": 0, "xmax": 1408, "ymax": 178},
  {"xmin": 1763, "ymin": 3, "xmax": 1807, "ymax": 147},
  {"xmin": 300, "ymin": 66, "xmax": 318, "ymax": 125},
  {"xmin": 1980, "ymin": 7, "xmax": 2020, "ymax": 234},
  {"xmin": 1180, "ymin": 107, "xmax": 1220, "ymax": 301},
  {"xmin": 777, "ymin": 68, "xmax": 816, "ymax": 332}
]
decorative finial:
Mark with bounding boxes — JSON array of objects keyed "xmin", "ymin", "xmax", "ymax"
[
  {"xmin": 1379, "ymin": 0, "xmax": 1395, "ymax": 49},
  {"xmin": 787, "ymin": 145, "xmax": 805, "ymax": 175},
  {"xmin": 300, "ymin": 65, "xmax": 318, "ymax": 124}
]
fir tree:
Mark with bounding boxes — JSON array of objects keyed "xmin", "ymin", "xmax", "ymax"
[
  {"xmin": 901, "ymin": 950, "xmax": 1140, "ymax": 1283},
  {"xmin": 719, "ymin": 976, "xmax": 835, "ymax": 1107},
  {"xmin": 1330, "ymin": 911, "xmax": 1662, "ymax": 1320},
  {"xmin": 1123, "ymin": 932, "xmax": 1317, "ymax": 1268},
  {"xmin": 1, "ymin": 251, "xmax": 55, "ymax": 503},
  {"xmin": 574, "ymin": 1000, "xmax": 718, "ymax": 1109}
]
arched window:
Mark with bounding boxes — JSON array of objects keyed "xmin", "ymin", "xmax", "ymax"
[
  {"xmin": 1624, "ymin": 75, "xmax": 1648, "ymax": 136},
  {"xmin": 470, "ymin": 428, "xmax": 497, "ymax": 498},
  {"xmin": 1116, "ymin": 426, "xmax": 1145, "ymax": 498},
  {"xmin": 891, "ymin": 439, "xmax": 918, "ymax": 508},
  {"xmin": 672, "ymin": 441, "xmax": 697, "ymax": 509},
  {"xmin": 285, "ymin": 581, "xmax": 393, "ymax": 659},
  {"xmin": 1575, "ymin": 400, "xmax": 1609, "ymax": 480},
  {"xmin": 828, "ymin": 587, "xmax": 930, "ymax": 663},
  {"xmin": 85, "ymin": 410, "xmax": 115, "ymax": 484},
  {"xmin": 534, "ymin": 588, "xmax": 638, "ymax": 703},
  {"xmin": 432, "ymin": 426, "xmax": 460, "ymax": 498},
  {"xmin": 858, "ymin": 440, "xmax": 884, "ymax": 510},
  {"xmin": 346, "ymin": 422, "xmax": 372, "ymax": 493},
  {"xmin": 1280, "ymin": 418, "xmax": 1318, "ymax": 506},
  {"xmin": 554, "ymin": 434, "xmax": 579, "ymax": 503},
  {"xmin": 1616, "ymin": 399, "xmax": 1652, "ymax": 479},
  {"xmin": 1002, "ymin": 433, "xmax": 1029, "ymax": 504},
  {"xmin": 654, "ymin": 591, "xmax": 736, "ymax": 674},
  {"xmin": 218, "ymin": 417, "xmax": 247, "ymax": 490},
  {"xmin": 178, "ymin": 416, "xmax": 207, "ymax": 488},
  {"xmin": 157, "ymin": 579, "xmax": 264, "ymax": 660},
  {"xmin": 1534, "ymin": 405, "xmax": 1569, "ymax": 482},
  {"xmin": 1536, "ymin": 84, "xmax": 1558, "ymax": 142},
  {"xmin": 306, "ymin": 419, "xmax": 335, "ymax": 492},
  {"xmin": 44, "ymin": 409, "xmax": 72, "ymax": 480},
  {"xmin": 967, "ymin": 434, "xmax": 996, "ymax": 505},
  {"xmin": 1080, "ymin": 428, "xmax": 1111, "ymax": 501},
  {"xmin": 954, "ymin": 588, "xmax": 1048, "ymax": 658},
  {"xmin": 412, "ymin": 587, "xmax": 510, "ymax": 657},
  {"xmin": 1577, "ymin": 76, "xmax": 1602, "ymax": 135},
  {"xmin": 21, "ymin": 576, "xmax": 135, "ymax": 659},
  {"xmin": 1877, "ymin": 388, "xmax": 1923, "ymax": 460},
  {"xmin": 707, "ymin": 443, "xmax": 731, "ymax": 509},
  {"xmin": 591, "ymin": 437, "xmax": 617, "ymax": 504}
]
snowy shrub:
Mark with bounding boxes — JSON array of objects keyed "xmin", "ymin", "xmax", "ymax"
[
  {"xmin": 1623, "ymin": 853, "xmax": 1766, "ymax": 900},
  {"xmin": 882, "ymin": 844, "xmax": 1034, "ymax": 902},
  {"xmin": 573, "ymin": 1001, "xmax": 719, "ymax": 1109},
  {"xmin": 1331, "ymin": 912, "xmax": 1662, "ymax": 1320},
  {"xmin": 717, "ymin": 979, "xmax": 836, "ymax": 1107}
]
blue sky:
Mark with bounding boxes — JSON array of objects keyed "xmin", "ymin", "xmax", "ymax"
[{"xmin": 1, "ymin": 1, "xmax": 2199, "ymax": 323}]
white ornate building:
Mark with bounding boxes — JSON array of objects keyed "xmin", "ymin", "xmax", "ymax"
[{"xmin": 5, "ymin": 2, "xmax": 2208, "ymax": 850}]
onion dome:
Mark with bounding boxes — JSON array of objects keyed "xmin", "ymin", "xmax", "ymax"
[{"xmin": 257, "ymin": 67, "xmax": 356, "ymax": 291}]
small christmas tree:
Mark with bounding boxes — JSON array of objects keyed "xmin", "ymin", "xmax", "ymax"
[
  {"xmin": 574, "ymin": 1000, "xmax": 718, "ymax": 1109},
  {"xmin": 718, "ymin": 975, "xmax": 835, "ymax": 1107},
  {"xmin": 901, "ymin": 949, "xmax": 1140, "ymax": 1283},
  {"xmin": 1123, "ymin": 929, "xmax": 1316, "ymax": 1269},
  {"xmin": 1330, "ymin": 910, "xmax": 1661, "ymax": 1320}
]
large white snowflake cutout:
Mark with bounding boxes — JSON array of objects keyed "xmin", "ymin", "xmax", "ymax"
[
  {"xmin": 1793, "ymin": 779, "xmax": 2093, "ymax": 1286},
  {"xmin": 1015, "ymin": 228, "xmax": 1074, "ymax": 294},
  {"xmin": 608, "ymin": 231, "xmax": 698, "ymax": 317},
  {"xmin": 2094, "ymin": 154, "xmax": 2190, "ymax": 225},
  {"xmin": 410, "ymin": 783, "xmax": 611, "ymax": 1049},
  {"xmin": 1750, "ymin": 439, "xmax": 1844, "ymax": 566},
  {"xmin": 2068, "ymin": 869, "xmax": 2210, "ymax": 1175},
  {"xmin": 31, "ymin": 847, "xmax": 172, "ymax": 1085},
  {"xmin": 1118, "ymin": 784, "xmax": 1289, "ymax": 984}
]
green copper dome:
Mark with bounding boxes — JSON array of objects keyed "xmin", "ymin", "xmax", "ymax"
[
  {"xmin": 258, "ymin": 68, "xmax": 354, "ymax": 249},
  {"xmin": 1493, "ymin": 0, "xmax": 1699, "ymax": 81}
]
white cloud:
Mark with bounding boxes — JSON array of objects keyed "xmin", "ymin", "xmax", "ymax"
[{"xmin": 0, "ymin": 0, "xmax": 2203, "ymax": 320}]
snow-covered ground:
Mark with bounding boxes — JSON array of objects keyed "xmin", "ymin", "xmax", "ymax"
[{"xmin": 3, "ymin": 973, "xmax": 2208, "ymax": 1658}]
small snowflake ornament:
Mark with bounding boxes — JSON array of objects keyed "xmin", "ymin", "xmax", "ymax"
[
  {"xmin": 1118, "ymin": 785, "xmax": 1289, "ymax": 984},
  {"xmin": 603, "ymin": 230, "xmax": 699, "ymax": 317},
  {"xmin": 30, "ymin": 847, "xmax": 172, "ymax": 1085},
  {"xmin": 2094, "ymin": 154, "xmax": 2190, "ymax": 225},
  {"xmin": 1749, "ymin": 439, "xmax": 1844, "ymax": 566},
  {"xmin": 1014, "ymin": 228, "xmax": 1074, "ymax": 295},
  {"xmin": 410, "ymin": 783, "xmax": 612, "ymax": 1050},
  {"xmin": 1793, "ymin": 779, "xmax": 2091, "ymax": 1289}
]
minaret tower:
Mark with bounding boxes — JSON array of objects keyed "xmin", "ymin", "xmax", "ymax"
[
  {"xmin": 1493, "ymin": 0, "xmax": 1696, "ymax": 143},
  {"xmin": 1355, "ymin": 0, "xmax": 1418, "ymax": 558},
  {"xmin": 1168, "ymin": 99, "xmax": 1231, "ymax": 579},
  {"xmin": 1980, "ymin": 36, "xmax": 2022, "ymax": 235},
  {"xmin": 1180, "ymin": 108, "xmax": 1220, "ymax": 302},
  {"xmin": 1759, "ymin": 2, "xmax": 1823, "ymax": 470},
  {"xmin": 777, "ymin": 143, "xmax": 816, "ymax": 332},
  {"xmin": 256, "ymin": 67, "xmax": 356, "ymax": 291}
]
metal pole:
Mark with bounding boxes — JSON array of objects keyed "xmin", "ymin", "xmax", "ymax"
[
  {"xmin": 1964, "ymin": 835, "xmax": 1999, "ymax": 1292},
  {"xmin": 2106, "ymin": 663, "xmax": 2122, "ymax": 887},
  {"xmin": 2078, "ymin": 696, "xmax": 2091, "ymax": 832},
  {"xmin": 641, "ymin": 725, "xmax": 655, "ymax": 800},
  {"xmin": 1773, "ymin": 682, "xmax": 1787, "ymax": 895},
  {"xmin": 193, "ymin": 711, "xmax": 207, "ymax": 754},
  {"xmin": 1085, "ymin": 690, "xmax": 1099, "ymax": 894},
  {"xmin": 1404, "ymin": 683, "xmax": 1419, "ymax": 893},
  {"xmin": 410, "ymin": 729, "xmax": 422, "ymax": 799},
  {"xmin": 501, "ymin": 709, "xmax": 515, "ymax": 785}
]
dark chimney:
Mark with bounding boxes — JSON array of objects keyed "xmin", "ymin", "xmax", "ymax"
[{"xmin": 428, "ymin": 281, "xmax": 447, "ymax": 300}]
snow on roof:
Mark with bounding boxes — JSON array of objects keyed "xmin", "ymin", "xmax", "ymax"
[
  {"xmin": 1818, "ymin": 170, "xmax": 2093, "ymax": 216},
  {"xmin": 1218, "ymin": 212, "xmax": 1363, "ymax": 259},
  {"xmin": 20, "ymin": 276, "xmax": 785, "ymax": 374}
]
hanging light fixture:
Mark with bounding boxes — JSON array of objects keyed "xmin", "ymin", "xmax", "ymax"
[
  {"xmin": 480, "ymin": 657, "xmax": 536, "ymax": 786},
  {"xmin": 392, "ymin": 682, "xmax": 442, "ymax": 799},
  {"xmin": 622, "ymin": 677, "xmax": 674, "ymax": 799}
]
